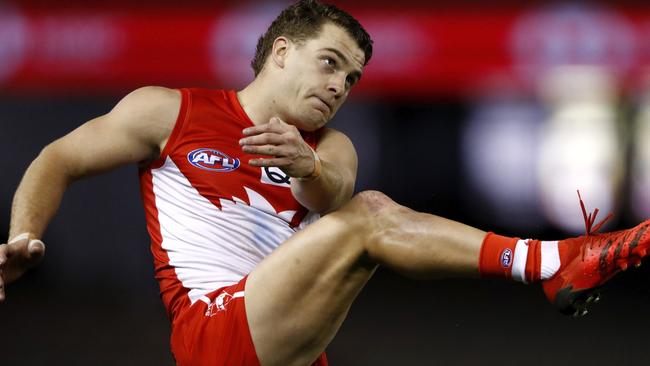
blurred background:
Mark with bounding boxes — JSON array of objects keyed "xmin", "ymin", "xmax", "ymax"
[{"xmin": 2, "ymin": 0, "xmax": 650, "ymax": 364}]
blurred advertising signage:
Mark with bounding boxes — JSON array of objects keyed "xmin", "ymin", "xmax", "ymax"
[{"xmin": 2, "ymin": 3, "xmax": 650, "ymax": 96}]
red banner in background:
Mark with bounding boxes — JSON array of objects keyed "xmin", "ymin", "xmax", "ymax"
[{"xmin": 2, "ymin": 3, "xmax": 650, "ymax": 97}]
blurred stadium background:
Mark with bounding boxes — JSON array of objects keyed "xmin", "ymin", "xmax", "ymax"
[{"xmin": 2, "ymin": 0, "xmax": 650, "ymax": 364}]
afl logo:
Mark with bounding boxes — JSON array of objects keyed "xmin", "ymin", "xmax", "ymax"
[
  {"xmin": 500, "ymin": 248, "xmax": 513, "ymax": 268},
  {"xmin": 187, "ymin": 148, "xmax": 240, "ymax": 172}
]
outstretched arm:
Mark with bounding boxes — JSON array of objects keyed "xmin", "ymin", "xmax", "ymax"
[{"xmin": 0, "ymin": 86, "xmax": 180, "ymax": 301}]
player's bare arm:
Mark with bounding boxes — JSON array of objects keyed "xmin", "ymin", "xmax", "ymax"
[
  {"xmin": 240, "ymin": 120, "xmax": 357, "ymax": 213},
  {"xmin": 0, "ymin": 86, "xmax": 180, "ymax": 301}
]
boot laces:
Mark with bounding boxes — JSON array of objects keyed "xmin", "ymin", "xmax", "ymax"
[
  {"xmin": 577, "ymin": 190, "xmax": 614, "ymax": 261},
  {"xmin": 578, "ymin": 190, "xmax": 613, "ymax": 236}
]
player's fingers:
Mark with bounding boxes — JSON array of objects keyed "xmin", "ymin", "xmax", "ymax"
[
  {"xmin": 0, "ymin": 245, "xmax": 6, "ymax": 302},
  {"xmin": 7, "ymin": 234, "xmax": 45, "ymax": 265},
  {"xmin": 242, "ymin": 123, "xmax": 285, "ymax": 136},
  {"xmin": 0, "ymin": 277, "xmax": 5, "ymax": 303},
  {"xmin": 242, "ymin": 144, "xmax": 287, "ymax": 157},
  {"xmin": 239, "ymin": 133, "xmax": 284, "ymax": 146},
  {"xmin": 0, "ymin": 244, "xmax": 7, "ymax": 266},
  {"xmin": 6, "ymin": 233, "xmax": 30, "ymax": 258},
  {"xmin": 248, "ymin": 157, "xmax": 291, "ymax": 167},
  {"xmin": 0, "ymin": 246, "xmax": 6, "ymax": 302},
  {"xmin": 26, "ymin": 239, "xmax": 45, "ymax": 264},
  {"xmin": 269, "ymin": 116, "xmax": 290, "ymax": 126}
]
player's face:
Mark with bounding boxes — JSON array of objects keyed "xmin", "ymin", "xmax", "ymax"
[{"xmin": 280, "ymin": 22, "xmax": 365, "ymax": 131}]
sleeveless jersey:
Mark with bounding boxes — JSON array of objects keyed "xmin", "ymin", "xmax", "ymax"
[{"xmin": 139, "ymin": 88, "xmax": 321, "ymax": 319}]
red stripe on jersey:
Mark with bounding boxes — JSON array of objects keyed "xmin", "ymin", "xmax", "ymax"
[
  {"xmin": 139, "ymin": 167, "xmax": 190, "ymax": 320},
  {"xmin": 150, "ymin": 88, "xmax": 192, "ymax": 170}
]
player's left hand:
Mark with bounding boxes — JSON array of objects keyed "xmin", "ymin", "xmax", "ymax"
[
  {"xmin": 239, "ymin": 117, "xmax": 316, "ymax": 178},
  {"xmin": 0, "ymin": 233, "xmax": 46, "ymax": 302}
]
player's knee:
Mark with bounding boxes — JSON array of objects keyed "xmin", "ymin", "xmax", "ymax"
[
  {"xmin": 345, "ymin": 190, "xmax": 403, "ymax": 238},
  {"xmin": 334, "ymin": 191, "xmax": 397, "ymax": 259},
  {"xmin": 334, "ymin": 190, "xmax": 406, "ymax": 237},
  {"xmin": 348, "ymin": 190, "xmax": 396, "ymax": 214},
  {"xmin": 347, "ymin": 191, "xmax": 418, "ymax": 261}
]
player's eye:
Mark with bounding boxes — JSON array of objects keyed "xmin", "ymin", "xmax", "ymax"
[
  {"xmin": 323, "ymin": 57, "xmax": 336, "ymax": 68},
  {"xmin": 346, "ymin": 75, "xmax": 356, "ymax": 88}
]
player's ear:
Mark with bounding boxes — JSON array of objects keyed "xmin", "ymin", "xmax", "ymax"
[{"xmin": 271, "ymin": 36, "xmax": 290, "ymax": 69}]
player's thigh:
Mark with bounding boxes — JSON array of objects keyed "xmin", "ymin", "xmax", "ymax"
[{"xmin": 245, "ymin": 208, "xmax": 377, "ymax": 365}]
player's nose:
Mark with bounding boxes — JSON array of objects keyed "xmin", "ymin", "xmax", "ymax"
[{"xmin": 327, "ymin": 73, "xmax": 346, "ymax": 98}]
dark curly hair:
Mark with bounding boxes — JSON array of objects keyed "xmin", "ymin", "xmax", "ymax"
[{"xmin": 251, "ymin": 0, "xmax": 373, "ymax": 76}]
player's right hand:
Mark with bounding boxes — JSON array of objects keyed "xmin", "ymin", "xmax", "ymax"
[{"xmin": 0, "ymin": 233, "xmax": 45, "ymax": 302}]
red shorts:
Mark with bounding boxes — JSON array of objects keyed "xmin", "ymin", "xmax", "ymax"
[{"xmin": 170, "ymin": 276, "xmax": 328, "ymax": 366}]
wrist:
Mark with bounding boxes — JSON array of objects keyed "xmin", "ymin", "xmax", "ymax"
[
  {"xmin": 297, "ymin": 145, "xmax": 322, "ymax": 182},
  {"xmin": 8, "ymin": 232, "xmax": 39, "ymax": 244}
]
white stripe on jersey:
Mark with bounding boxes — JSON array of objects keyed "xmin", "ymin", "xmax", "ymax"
[{"xmin": 152, "ymin": 157, "xmax": 299, "ymax": 304}]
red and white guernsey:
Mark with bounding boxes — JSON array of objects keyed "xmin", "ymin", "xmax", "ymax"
[{"xmin": 139, "ymin": 88, "xmax": 321, "ymax": 319}]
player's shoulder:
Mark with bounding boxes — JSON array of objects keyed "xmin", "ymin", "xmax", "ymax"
[
  {"xmin": 315, "ymin": 127, "xmax": 357, "ymax": 162},
  {"xmin": 320, "ymin": 127, "xmax": 353, "ymax": 146},
  {"xmin": 110, "ymin": 86, "xmax": 181, "ymax": 123},
  {"xmin": 124, "ymin": 86, "xmax": 227, "ymax": 106},
  {"xmin": 129, "ymin": 85, "xmax": 180, "ymax": 98},
  {"xmin": 121, "ymin": 86, "xmax": 181, "ymax": 110},
  {"xmin": 182, "ymin": 87, "xmax": 234, "ymax": 108}
]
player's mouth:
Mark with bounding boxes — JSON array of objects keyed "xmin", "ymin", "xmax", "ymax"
[{"xmin": 312, "ymin": 96, "xmax": 332, "ymax": 115}]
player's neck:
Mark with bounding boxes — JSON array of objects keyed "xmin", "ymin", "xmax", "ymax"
[{"xmin": 237, "ymin": 78, "xmax": 282, "ymax": 126}]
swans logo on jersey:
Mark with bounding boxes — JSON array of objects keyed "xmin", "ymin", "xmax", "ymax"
[
  {"xmin": 205, "ymin": 291, "xmax": 233, "ymax": 317},
  {"xmin": 500, "ymin": 248, "xmax": 513, "ymax": 268},
  {"xmin": 261, "ymin": 166, "xmax": 291, "ymax": 188},
  {"xmin": 188, "ymin": 148, "xmax": 240, "ymax": 172}
]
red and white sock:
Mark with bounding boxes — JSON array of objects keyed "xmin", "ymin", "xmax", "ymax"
[{"xmin": 479, "ymin": 233, "xmax": 561, "ymax": 283}]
